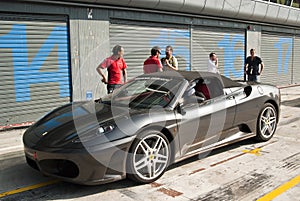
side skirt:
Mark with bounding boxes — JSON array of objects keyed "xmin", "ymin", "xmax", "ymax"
[{"xmin": 174, "ymin": 131, "xmax": 256, "ymax": 163}]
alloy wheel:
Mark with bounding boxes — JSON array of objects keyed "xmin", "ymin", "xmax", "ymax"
[
  {"xmin": 132, "ymin": 133, "xmax": 170, "ymax": 181},
  {"xmin": 258, "ymin": 105, "xmax": 277, "ymax": 139}
]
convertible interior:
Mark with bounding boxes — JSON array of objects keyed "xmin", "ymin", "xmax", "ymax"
[{"xmin": 185, "ymin": 77, "xmax": 225, "ymax": 103}]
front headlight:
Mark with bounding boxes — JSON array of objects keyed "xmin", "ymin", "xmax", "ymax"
[
  {"xmin": 70, "ymin": 123, "xmax": 116, "ymax": 143},
  {"xmin": 97, "ymin": 125, "xmax": 115, "ymax": 135}
]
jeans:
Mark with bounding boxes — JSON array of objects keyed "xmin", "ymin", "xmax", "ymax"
[
  {"xmin": 247, "ymin": 74, "xmax": 257, "ymax": 82},
  {"xmin": 107, "ymin": 84, "xmax": 122, "ymax": 94}
]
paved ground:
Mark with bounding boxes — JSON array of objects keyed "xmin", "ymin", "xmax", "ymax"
[{"xmin": 0, "ymin": 86, "xmax": 299, "ymax": 201}]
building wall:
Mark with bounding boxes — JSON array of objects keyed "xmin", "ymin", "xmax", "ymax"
[
  {"xmin": 68, "ymin": 8, "xmax": 110, "ymax": 101},
  {"xmin": 0, "ymin": 1, "xmax": 300, "ymax": 125},
  {"xmin": 0, "ymin": 2, "xmax": 112, "ymax": 125},
  {"xmin": 32, "ymin": 0, "xmax": 300, "ymax": 27}
]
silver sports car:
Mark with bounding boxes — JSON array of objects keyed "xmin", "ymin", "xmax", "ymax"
[{"xmin": 23, "ymin": 71, "xmax": 280, "ymax": 185}]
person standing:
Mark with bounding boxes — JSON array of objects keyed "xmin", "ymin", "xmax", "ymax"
[
  {"xmin": 96, "ymin": 45, "xmax": 127, "ymax": 94},
  {"xmin": 143, "ymin": 46, "xmax": 163, "ymax": 74},
  {"xmin": 244, "ymin": 49, "xmax": 264, "ymax": 82},
  {"xmin": 161, "ymin": 45, "xmax": 178, "ymax": 71},
  {"xmin": 207, "ymin": 52, "xmax": 219, "ymax": 73}
]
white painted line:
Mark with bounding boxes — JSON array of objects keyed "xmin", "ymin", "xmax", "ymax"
[{"xmin": 0, "ymin": 145, "xmax": 24, "ymax": 154}]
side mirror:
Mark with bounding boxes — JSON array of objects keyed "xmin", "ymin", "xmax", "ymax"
[
  {"xmin": 244, "ymin": 86, "xmax": 252, "ymax": 97},
  {"xmin": 176, "ymin": 103, "xmax": 186, "ymax": 115}
]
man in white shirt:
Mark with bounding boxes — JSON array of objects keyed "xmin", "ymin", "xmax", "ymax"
[{"xmin": 207, "ymin": 52, "xmax": 219, "ymax": 73}]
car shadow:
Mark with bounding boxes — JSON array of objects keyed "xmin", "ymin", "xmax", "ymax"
[
  {"xmin": 281, "ymin": 97, "xmax": 300, "ymax": 107},
  {"xmin": 168, "ymin": 137, "xmax": 258, "ymax": 170},
  {"xmin": 2, "ymin": 171, "xmax": 138, "ymax": 201},
  {"xmin": 43, "ymin": 179, "xmax": 138, "ymax": 200},
  {"xmin": 1, "ymin": 154, "xmax": 138, "ymax": 201},
  {"xmin": 2, "ymin": 138, "xmax": 260, "ymax": 201}
]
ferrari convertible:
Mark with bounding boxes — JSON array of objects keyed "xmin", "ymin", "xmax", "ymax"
[{"xmin": 23, "ymin": 71, "xmax": 280, "ymax": 185}]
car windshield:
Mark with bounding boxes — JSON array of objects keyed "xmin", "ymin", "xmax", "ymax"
[{"xmin": 102, "ymin": 78, "xmax": 182, "ymax": 109}]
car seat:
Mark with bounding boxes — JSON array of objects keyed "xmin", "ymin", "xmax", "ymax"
[{"xmin": 195, "ymin": 79, "xmax": 211, "ymax": 100}]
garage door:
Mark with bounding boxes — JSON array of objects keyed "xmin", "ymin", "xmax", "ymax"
[
  {"xmin": 0, "ymin": 14, "xmax": 71, "ymax": 126},
  {"xmin": 261, "ymin": 32, "xmax": 293, "ymax": 86},
  {"xmin": 293, "ymin": 35, "xmax": 300, "ymax": 84},
  {"xmin": 110, "ymin": 21, "xmax": 190, "ymax": 80},
  {"xmin": 192, "ymin": 27, "xmax": 245, "ymax": 80}
]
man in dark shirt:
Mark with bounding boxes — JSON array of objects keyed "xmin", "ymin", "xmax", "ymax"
[{"xmin": 244, "ymin": 49, "xmax": 264, "ymax": 82}]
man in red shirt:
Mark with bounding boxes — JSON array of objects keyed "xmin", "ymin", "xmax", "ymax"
[
  {"xmin": 143, "ymin": 46, "xmax": 163, "ymax": 74},
  {"xmin": 96, "ymin": 45, "xmax": 127, "ymax": 94}
]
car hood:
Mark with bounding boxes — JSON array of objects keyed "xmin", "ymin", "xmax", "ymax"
[{"xmin": 23, "ymin": 101, "xmax": 142, "ymax": 149}]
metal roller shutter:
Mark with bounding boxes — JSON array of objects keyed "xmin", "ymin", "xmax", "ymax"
[
  {"xmin": 110, "ymin": 22, "xmax": 190, "ymax": 80},
  {"xmin": 0, "ymin": 14, "xmax": 71, "ymax": 126},
  {"xmin": 192, "ymin": 27, "xmax": 245, "ymax": 80},
  {"xmin": 293, "ymin": 35, "xmax": 300, "ymax": 84},
  {"xmin": 261, "ymin": 32, "xmax": 293, "ymax": 86}
]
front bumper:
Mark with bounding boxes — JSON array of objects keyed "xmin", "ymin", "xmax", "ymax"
[{"xmin": 24, "ymin": 137, "xmax": 134, "ymax": 185}]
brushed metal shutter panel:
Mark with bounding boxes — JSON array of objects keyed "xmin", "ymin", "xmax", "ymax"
[
  {"xmin": 0, "ymin": 15, "xmax": 71, "ymax": 126},
  {"xmin": 293, "ymin": 36, "xmax": 300, "ymax": 84},
  {"xmin": 261, "ymin": 33, "xmax": 293, "ymax": 86},
  {"xmin": 192, "ymin": 27, "xmax": 245, "ymax": 79},
  {"xmin": 110, "ymin": 23, "xmax": 190, "ymax": 80}
]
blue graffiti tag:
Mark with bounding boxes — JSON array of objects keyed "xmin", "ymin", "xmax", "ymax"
[
  {"xmin": 150, "ymin": 29, "xmax": 190, "ymax": 70},
  {"xmin": 0, "ymin": 24, "xmax": 70, "ymax": 102},
  {"xmin": 218, "ymin": 34, "xmax": 245, "ymax": 78},
  {"xmin": 274, "ymin": 38, "xmax": 292, "ymax": 74}
]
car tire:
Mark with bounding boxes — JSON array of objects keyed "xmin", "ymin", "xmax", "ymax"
[
  {"xmin": 127, "ymin": 130, "xmax": 170, "ymax": 183},
  {"xmin": 255, "ymin": 103, "xmax": 278, "ymax": 142}
]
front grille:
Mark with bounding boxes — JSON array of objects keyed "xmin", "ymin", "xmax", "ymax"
[
  {"xmin": 39, "ymin": 159, "xmax": 79, "ymax": 178},
  {"xmin": 26, "ymin": 156, "xmax": 40, "ymax": 171}
]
